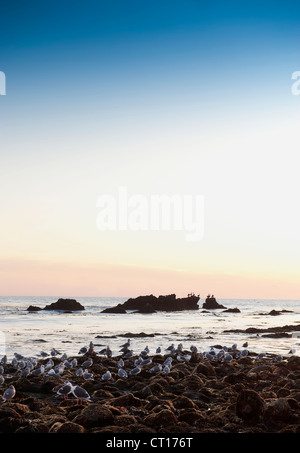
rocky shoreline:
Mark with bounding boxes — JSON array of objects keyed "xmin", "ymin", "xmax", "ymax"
[{"xmin": 1, "ymin": 345, "xmax": 300, "ymax": 433}]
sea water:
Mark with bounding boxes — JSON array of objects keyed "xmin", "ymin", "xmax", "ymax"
[{"xmin": 0, "ymin": 296, "xmax": 300, "ymax": 359}]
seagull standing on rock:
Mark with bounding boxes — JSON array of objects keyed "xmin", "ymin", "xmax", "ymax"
[
  {"xmin": 56, "ymin": 381, "xmax": 73, "ymax": 400},
  {"xmin": 1, "ymin": 385, "xmax": 16, "ymax": 402},
  {"xmin": 101, "ymin": 370, "xmax": 112, "ymax": 381},
  {"xmin": 81, "ymin": 358, "xmax": 93, "ymax": 368},
  {"xmin": 71, "ymin": 385, "xmax": 92, "ymax": 404}
]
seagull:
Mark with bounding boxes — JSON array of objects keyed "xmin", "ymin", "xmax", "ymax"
[
  {"xmin": 162, "ymin": 365, "xmax": 170, "ymax": 374},
  {"xmin": 120, "ymin": 339, "xmax": 130, "ymax": 349},
  {"xmin": 46, "ymin": 369, "xmax": 60, "ymax": 378},
  {"xmin": 40, "ymin": 351, "xmax": 49, "ymax": 358},
  {"xmin": 19, "ymin": 367, "xmax": 30, "ymax": 378},
  {"xmin": 75, "ymin": 367, "xmax": 84, "ymax": 377},
  {"xmin": 88, "ymin": 341, "xmax": 94, "ymax": 353},
  {"xmin": 156, "ymin": 347, "xmax": 161, "ymax": 354},
  {"xmin": 71, "ymin": 385, "xmax": 92, "ymax": 404},
  {"xmin": 11, "ymin": 358, "xmax": 18, "ymax": 368},
  {"xmin": 0, "ymin": 355, "xmax": 7, "ymax": 365},
  {"xmin": 166, "ymin": 344, "xmax": 175, "ymax": 351},
  {"xmin": 55, "ymin": 364, "xmax": 65, "ymax": 375},
  {"xmin": 79, "ymin": 346, "xmax": 88, "ymax": 354},
  {"xmin": 177, "ymin": 343, "xmax": 183, "ymax": 353},
  {"xmin": 216, "ymin": 350, "xmax": 225, "ymax": 359},
  {"xmin": 45, "ymin": 359, "xmax": 54, "ymax": 371},
  {"xmin": 117, "ymin": 358, "xmax": 124, "ymax": 368},
  {"xmin": 128, "ymin": 366, "xmax": 141, "ymax": 376},
  {"xmin": 222, "ymin": 353, "xmax": 233, "ymax": 363},
  {"xmin": 101, "ymin": 370, "xmax": 112, "ymax": 381},
  {"xmin": 31, "ymin": 365, "xmax": 45, "ymax": 376},
  {"xmin": 149, "ymin": 364, "xmax": 162, "ymax": 373},
  {"xmin": 163, "ymin": 357, "xmax": 172, "ymax": 367},
  {"xmin": 17, "ymin": 360, "xmax": 26, "ymax": 370},
  {"xmin": 63, "ymin": 360, "xmax": 72, "ymax": 369},
  {"xmin": 81, "ymin": 358, "xmax": 93, "ymax": 368},
  {"xmin": 56, "ymin": 381, "xmax": 73, "ymax": 400},
  {"xmin": 83, "ymin": 369, "xmax": 94, "ymax": 381},
  {"xmin": 2, "ymin": 385, "xmax": 16, "ymax": 402},
  {"xmin": 70, "ymin": 358, "xmax": 78, "ymax": 368},
  {"xmin": 134, "ymin": 357, "xmax": 143, "ymax": 367},
  {"xmin": 106, "ymin": 346, "xmax": 112, "ymax": 358},
  {"xmin": 0, "ymin": 375, "xmax": 4, "ymax": 385},
  {"xmin": 118, "ymin": 368, "xmax": 128, "ymax": 379},
  {"xmin": 141, "ymin": 358, "xmax": 152, "ymax": 366}
]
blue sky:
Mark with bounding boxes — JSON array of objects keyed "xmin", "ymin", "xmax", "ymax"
[{"xmin": 1, "ymin": 1, "xmax": 300, "ymax": 297}]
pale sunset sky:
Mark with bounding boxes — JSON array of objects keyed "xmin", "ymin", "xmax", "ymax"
[{"xmin": 1, "ymin": 0, "xmax": 300, "ymax": 299}]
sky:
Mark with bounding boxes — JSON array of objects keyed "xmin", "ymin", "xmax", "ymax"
[{"xmin": 1, "ymin": 0, "xmax": 300, "ymax": 298}]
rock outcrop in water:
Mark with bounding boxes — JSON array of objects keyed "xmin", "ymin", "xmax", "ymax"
[
  {"xmin": 202, "ymin": 295, "xmax": 227, "ymax": 310},
  {"xmin": 27, "ymin": 299, "xmax": 85, "ymax": 312},
  {"xmin": 44, "ymin": 298, "xmax": 85, "ymax": 311},
  {"xmin": 102, "ymin": 294, "xmax": 200, "ymax": 314}
]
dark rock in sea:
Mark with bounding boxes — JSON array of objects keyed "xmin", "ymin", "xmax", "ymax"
[
  {"xmin": 222, "ymin": 307, "xmax": 240, "ymax": 313},
  {"xmin": 102, "ymin": 293, "xmax": 199, "ymax": 313},
  {"xmin": 261, "ymin": 332, "xmax": 292, "ymax": 338},
  {"xmin": 202, "ymin": 295, "xmax": 227, "ymax": 310},
  {"xmin": 224, "ymin": 324, "xmax": 300, "ymax": 335},
  {"xmin": 268, "ymin": 310, "xmax": 282, "ymax": 316},
  {"xmin": 27, "ymin": 305, "xmax": 43, "ymax": 312},
  {"xmin": 102, "ymin": 304, "xmax": 127, "ymax": 314},
  {"xmin": 134, "ymin": 303, "xmax": 157, "ymax": 314},
  {"xmin": 43, "ymin": 298, "xmax": 85, "ymax": 311}
]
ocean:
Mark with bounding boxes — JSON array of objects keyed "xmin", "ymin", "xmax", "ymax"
[{"xmin": 0, "ymin": 296, "xmax": 300, "ymax": 360}]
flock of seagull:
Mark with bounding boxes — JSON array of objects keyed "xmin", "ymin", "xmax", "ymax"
[{"xmin": 0, "ymin": 339, "xmax": 295, "ymax": 404}]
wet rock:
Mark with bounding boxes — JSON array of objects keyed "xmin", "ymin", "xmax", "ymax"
[
  {"xmin": 109, "ymin": 393, "xmax": 144, "ymax": 408},
  {"xmin": 236, "ymin": 389, "xmax": 265, "ymax": 421},
  {"xmin": 73, "ymin": 404, "xmax": 114, "ymax": 428},
  {"xmin": 194, "ymin": 362, "xmax": 216, "ymax": 377},
  {"xmin": 202, "ymin": 296, "xmax": 226, "ymax": 309},
  {"xmin": 287, "ymin": 356, "xmax": 300, "ymax": 371},
  {"xmin": 173, "ymin": 395, "xmax": 196, "ymax": 409},
  {"xmin": 43, "ymin": 298, "xmax": 85, "ymax": 311},
  {"xmin": 27, "ymin": 305, "xmax": 42, "ymax": 312},
  {"xmin": 104, "ymin": 293, "xmax": 200, "ymax": 313},
  {"xmin": 144, "ymin": 409, "xmax": 178, "ymax": 428},
  {"xmin": 114, "ymin": 415, "xmax": 137, "ymax": 426},
  {"xmin": 101, "ymin": 304, "xmax": 127, "ymax": 314},
  {"xmin": 177, "ymin": 408, "xmax": 204, "ymax": 424},
  {"xmin": 263, "ymin": 398, "xmax": 293, "ymax": 424},
  {"xmin": 52, "ymin": 421, "xmax": 85, "ymax": 433}
]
